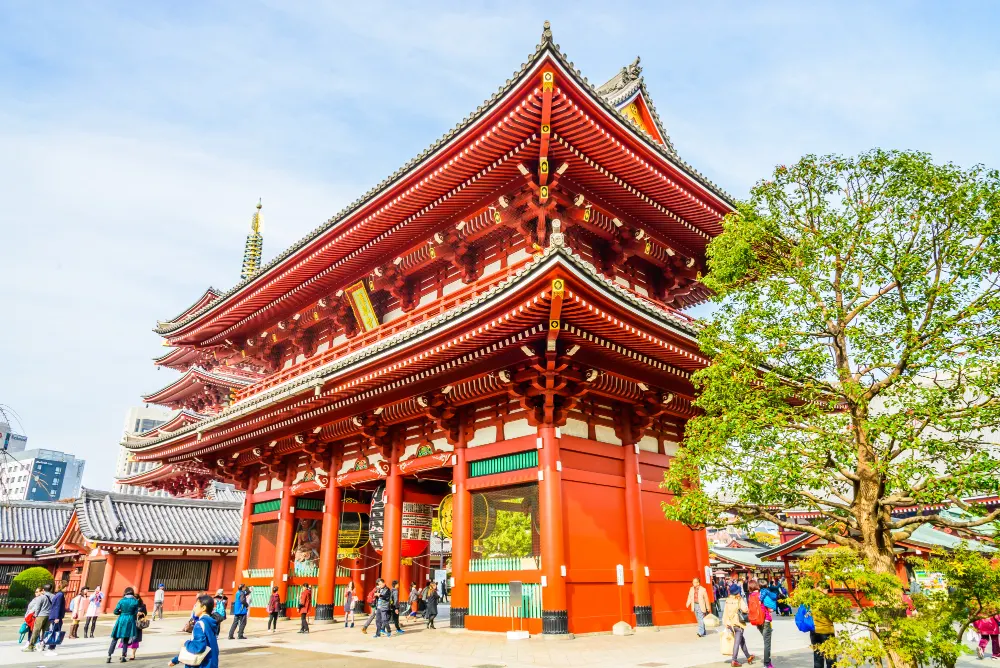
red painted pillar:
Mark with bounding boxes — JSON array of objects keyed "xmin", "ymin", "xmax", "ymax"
[
  {"xmin": 380, "ymin": 436, "xmax": 404, "ymax": 587},
  {"xmin": 234, "ymin": 471, "xmax": 257, "ymax": 589},
  {"xmin": 450, "ymin": 417, "xmax": 471, "ymax": 627},
  {"xmin": 99, "ymin": 551, "xmax": 116, "ymax": 613},
  {"xmin": 538, "ymin": 424, "xmax": 568, "ymax": 634},
  {"xmin": 623, "ymin": 442, "xmax": 652, "ymax": 627},
  {"xmin": 273, "ymin": 466, "xmax": 296, "ymax": 615},
  {"xmin": 316, "ymin": 454, "xmax": 342, "ymax": 622},
  {"xmin": 783, "ymin": 557, "xmax": 794, "ymax": 593}
]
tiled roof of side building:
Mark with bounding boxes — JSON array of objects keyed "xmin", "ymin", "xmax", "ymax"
[
  {"xmin": 75, "ymin": 488, "xmax": 242, "ymax": 547},
  {"xmin": 0, "ymin": 500, "xmax": 74, "ymax": 546},
  {"xmin": 154, "ymin": 22, "xmax": 735, "ymax": 337}
]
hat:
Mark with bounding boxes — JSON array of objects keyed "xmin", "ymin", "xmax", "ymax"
[
  {"xmin": 216, "ymin": 588, "xmax": 225, "ymax": 596},
  {"xmin": 728, "ymin": 584, "xmax": 742, "ymax": 596},
  {"xmin": 157, "ymin": 584, "xmax": 164, "ymax": 588}
]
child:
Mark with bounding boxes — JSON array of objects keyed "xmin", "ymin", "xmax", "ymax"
[
  {"xmin": 973, "ymin": 615, "xmax": 1000, "ymax": 659},
  {"xmin": 18, "ymin": 619, "xmax": 32, "ymax": 644}
]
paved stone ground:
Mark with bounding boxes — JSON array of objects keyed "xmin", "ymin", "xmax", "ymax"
[{"xmin": 0, "ymin": 612, "xmax": 986, "ymax": 668}]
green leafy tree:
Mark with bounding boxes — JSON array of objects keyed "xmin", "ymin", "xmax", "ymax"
[
  {"xmin": 8, "ymin": 567, "xmax": 54, "ymax": 609},
  {"xmin": 481, "ymin": 510, "xmax": 532, "ymax": 559},
  {"xmin": 663, "ymin": 150, "xmax": 1000, "ymax": 577}
]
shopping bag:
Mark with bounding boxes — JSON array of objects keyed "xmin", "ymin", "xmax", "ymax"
[
  {"xmin": 704, "ymin": 613, "xmax": 720, "ymax": 629},
  {"xmin": 720, "ymin": 628, "xmax": 735, "ymax": 655}
]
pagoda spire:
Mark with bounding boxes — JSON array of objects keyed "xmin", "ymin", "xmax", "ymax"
[{"xmin": 240, "ymin": 199, "xmax": 264, "ymax": 280}]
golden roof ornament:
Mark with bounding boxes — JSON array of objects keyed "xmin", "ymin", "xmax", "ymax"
[{"xmin": 240, "ymin": 199, "xmax": 264, "ymax": 280}]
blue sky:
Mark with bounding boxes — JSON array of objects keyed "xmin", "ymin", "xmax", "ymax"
[{"xmin": 2, "ymin": 1, "xmax": 998, "ymax": 490}]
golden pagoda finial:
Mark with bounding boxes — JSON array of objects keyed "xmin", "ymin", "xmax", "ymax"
[{"xmin": 241, "ymin": 199, "xmax": 264, "ymax": 280}]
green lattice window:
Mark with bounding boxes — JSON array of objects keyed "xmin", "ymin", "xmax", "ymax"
[
  {"xmin": 252, "ymin": 499, "xmax": 281, "ymax": 514},
  {"xmin": 468, "ymin": 450, "xmax": 538, "ymax": 478},
  {"xmin": 296, "ymin": 498, "xmax": 323, "ymax": 511},
  {"xmin": 469, "ymin": 583, "xmax": 542, "ymax": 618}
]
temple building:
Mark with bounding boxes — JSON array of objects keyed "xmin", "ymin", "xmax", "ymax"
[{"xmin": 120, "ymin": 23, "xmax": 733, "ymax": 635}]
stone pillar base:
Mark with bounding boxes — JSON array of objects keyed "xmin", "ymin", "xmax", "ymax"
[
  {"xmin": 542, "ymin": 609, "xmax": 569, "ymax": 635},
  {"xmin": 314, "ymin": 604, "xmax": 335, "ymax": 623},
  {"xmin": 449, "ymin": 606, "xmax": 467, "ymax": 628},
  {"xmin": 634, "ymin": 605, "xmax": 653, "ymax": 627}
]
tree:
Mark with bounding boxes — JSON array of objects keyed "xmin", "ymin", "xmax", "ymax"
[
  {"xmin": 480, "ymin": 510, "xmax": 532, "ymax": 559},
  {"xmin": 663, "ymin": 150, "xmax": 1000, "ymax": 577},
  {"xmin": 7, "ymin": 566, "xmax": 54, "ymax": 611}
]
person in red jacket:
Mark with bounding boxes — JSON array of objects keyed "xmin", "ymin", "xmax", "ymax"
[
  {"xmin": 297, "ymin": 584, "xmax": 312, "ymax": 634},
  {"xmin": 266, "ymin": 587, "xmax": 281, "ymax": 633}
]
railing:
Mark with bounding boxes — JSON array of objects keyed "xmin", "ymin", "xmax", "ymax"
[
  {"xmin": 245, "ymin": 568, "xmax": 274, "ymax": 579},
  {"xmin": 469, "ymin": 556, "xmax": 541, "ymax": 572},
  {"xmin": 293, "ymin": 562, "xmax": 319, "ymax": 577},
  {"xmin": 234, "ymin": 256, "xmax": 535, "ymax": 402},
  {"xmin": 469, "ymin": 583, "xmax": 542, "ymax": 618}
]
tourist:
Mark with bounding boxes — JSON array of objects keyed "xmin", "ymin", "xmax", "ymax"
[
  {"xmin": 228, "ymin": 583, "xmax": 249, "ymax": 640},
  {"xmin": 686, "ymin": 577, "xmax": 710, "ymax": 638},
  {"xmin": 810, "ymin": 587, "xmax": 836, "ymax": 668},
  {"xmin": 423, "ymin": 582, "xmax": 440, "ymax": 629},
  {"xmin": 297, "ymin": 583, "xmax": 312, "ymax": 634},
  {"xmin": 440, "ymin": 578, "xmax": 449, "ymax": 603},
  {"xmin": 974, "ymin": 614, "xmax": 1000, "ymax": 659},
  {"xmin": 23, "ymin": 583, "xmax": 54, "ymax": 653},
  {"xmin": 723, "ymin": 583, "xmax": 753, "ymax": 667},
  {"xmin": 267, "ymin": 586, "xmax": 281, "ymax": 632},
  {"xmin": 69, "ymin": 587, "xmax": 88, "ymax": 639},
  {"xmin": 84, "ymin": 586, "xmax": 103, "ymax": 638},
  {"xmin": 212, "ymin": 589, "xmax": 228, "ymax": 624},
  {"xmin": 360, "ymin": 579, "xmax": 382, "ymax": 634},
  {"xmin": 170, "ymin": 594, "xmax": 219, "ymax": 668},
  {"xmin": 373, "ymin": 581, "xmax": 393, "ymax": 638},
  {"xmin": 407, "ymin": 583, "xmax": 419, "ymax": 619},
  {"xmin": 389, "ymin": 580, "xmax": 405, "ymax": 634},
  {"xmin": 106, "ymin": 587, "xmax": 140, "ymax": 664},
  {"xmin": 45, "ymin": 582, "xmax": 67, "ymax": 650},
  {"xmin": 120, "ymin": 593, "xmax": 147, "ymax": 661},
  {"xmin": 714, "ymin": 578, "xmax": 728, "ymax": 617},
  {"xmin": 750, "ymin": 580, "xmax": 774, "ymax": 668},
  {"xmin": 343, "ymin": 581, "xmax": 356, "ymax": 628},
  {"xmin": 153, "ymin": 584, "xmax": 166, "ymax": 621}
]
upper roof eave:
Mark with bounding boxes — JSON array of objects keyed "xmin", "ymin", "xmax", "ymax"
[
  {"xmin": 141, "ymin": 367, "xmax": 256, "ymax": 404},
  {"xmin": 153, "ymin": 23, "xmax": 734, "ymax": 345},
  {"xmin": 128, "ymin": 243, "xmax": 703, "ymax": 457},
  {"xmin": 157, "ymin": 287, "xmax": 221, "ymax": 329}
]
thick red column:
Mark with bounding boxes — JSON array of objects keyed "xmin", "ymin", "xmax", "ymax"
[
  {"xmin": 99, "ymin": 550, "xmax": 116, "ymax": 612},
  {"xmin": 380, "ymin": 436, "xmax": 403, "ymax": 586},
  {"xmin": 399, "ymin": 557, "xmax": 411, "ymax": 614},
  {"xmin": 449, "ymin": 415, "xmax": 471, "ymax": 628},
  {"xmin": 623, "ymin": 442, "xmax": 652, "ymax": 627},
  {"xmin": 316, "ymin": 453, "xmax": 342, "ymax": 622},
  {"xmin": 234, "ymin": 470, "xmax": 257, "ymax": 589},
  {"xmin": 273, "ymin": 465, "xmax": 296, "ymax": 615},
  {"xmin": 538, "ymin": 424, "xmax": 568, "ymax": 634}
]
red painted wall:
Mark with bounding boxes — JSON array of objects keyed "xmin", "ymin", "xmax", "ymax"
[
  {"xmin": 644, "ymin": 485, "xmax": 699, "ymax": 626},
  {"xmin": 95, "ymin": 554, "xmax": 237, "ymax": 613}
]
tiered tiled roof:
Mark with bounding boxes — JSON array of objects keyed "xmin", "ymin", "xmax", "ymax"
[
  {"xmin": 0, "ymin": 500, "xmax": 73, "ymax": 547},
  {"xmin": 75, "ymin": 488, "xmax": 241, "ymax": 548},
  {"xmin": 153, "ymin": 21, "xmax": 734, "ymax": 343}
]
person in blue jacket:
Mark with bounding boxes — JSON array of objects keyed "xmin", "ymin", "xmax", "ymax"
[
  {"xmin": 228, "ymin": 584, "xmax": 249, "ymax": 640},
  {"xmin": 170, "ymin": 595, "xmax": 219, "ymax": 668}
]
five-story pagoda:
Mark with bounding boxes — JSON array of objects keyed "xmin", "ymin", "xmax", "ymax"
[{"xmin": 122, "ymin": 23, "xmax": 734, "ymax": 635}]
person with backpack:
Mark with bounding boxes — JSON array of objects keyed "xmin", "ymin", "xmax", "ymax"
[
  {"xmin": 748, "ymin": 580, "xmax": 773, "ymax": 668},
  {"xmin": 796, "ymin": 587, "xmax": 836, "ymax": 668},
  {"xmin": 228, "ymin": 584, "xmax": 249, "ymax": 640},
  {"xmin": 686, "ymin": 577, "xmax": 711, "ymax": 637},
  {"xmin": 723, "ymin": 583, "xmax": 754, "ymax": 667},
  {"xmin": 212, "ymin": 589, "xmax": 228, "ymax": 626},
  {"xmin": 360, "ymin": 579, "xmax": 382, "ymax": 634}
]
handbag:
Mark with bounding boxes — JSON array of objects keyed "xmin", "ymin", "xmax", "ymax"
[
  {"xmin": 177, "ymin": 621, "xmax": 212, "ymax": 666},
  {"xmin": 738, "ymin": 609, "xmax": 749, "ymax": 624}
]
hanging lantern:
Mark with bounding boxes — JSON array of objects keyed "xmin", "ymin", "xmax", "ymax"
[
  {"xmin": 369, "ymin": 485, "xmax": 434, "ymax": 557},
  {"xmin": 437, "ymin": 493, "xmax": 496, "ymax": 541},
  {"xmin": 337, "ymin": 507, "xmax": 370, "ymax": 559}
]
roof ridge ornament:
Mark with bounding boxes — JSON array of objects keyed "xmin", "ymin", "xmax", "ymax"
[
  {"xmin": 540, "ymin": 20, "xmax": 553, "ymax": 44},
  {"xmin": 241, "ymin": 199, "xmax": 264, "ymax": 281}
]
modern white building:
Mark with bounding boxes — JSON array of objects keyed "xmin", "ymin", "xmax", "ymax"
[
  {"xmin": 114, "ymin": 405, "xmax": 173, "ymax": 496},
  {"xmin": 0, "ymin": 447, "xmax": 85, "ymax": 501},
  {"xmin": 0, "ymin": 421, "xmax": 29, "ymax": 453}
]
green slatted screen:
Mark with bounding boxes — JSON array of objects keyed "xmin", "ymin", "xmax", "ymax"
[
  {"xmin": 468, "ymin": 450, "xmax": 538, "ymax": 478},
  {"xmin": 252, "ymin": 499, "xmax": 281, "ymax": 514},
  {"xmin": 248, "ymin": 586, "xmax": 272, "ymax": 608},
  {"xmin": 468, "ymin": 583, "xmax": 542, "ymax": 618},
  {"xmin": 287, "ymin": 584, "xmax": 316, "ymax": 607},
  {"xmin": 296, "ymin": 498, "xmax": 323, "ymax": 511}
]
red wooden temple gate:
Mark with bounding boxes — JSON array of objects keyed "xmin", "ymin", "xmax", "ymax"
[{"xmin": 121, "ymin": 22, "xmax": 733, "ymax": 635}]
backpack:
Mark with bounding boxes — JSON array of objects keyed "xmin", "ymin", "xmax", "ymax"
[
  {"xmin": 747, "ymin": 592, "xmax": 765, "ymax": 626},
  {"xmin": 795, "ymin": 604, "xmax": 815, "ymax": 632},
  {"xmin": 366, "ymin": 588, "xmax": 378, "ymax": 605}
]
